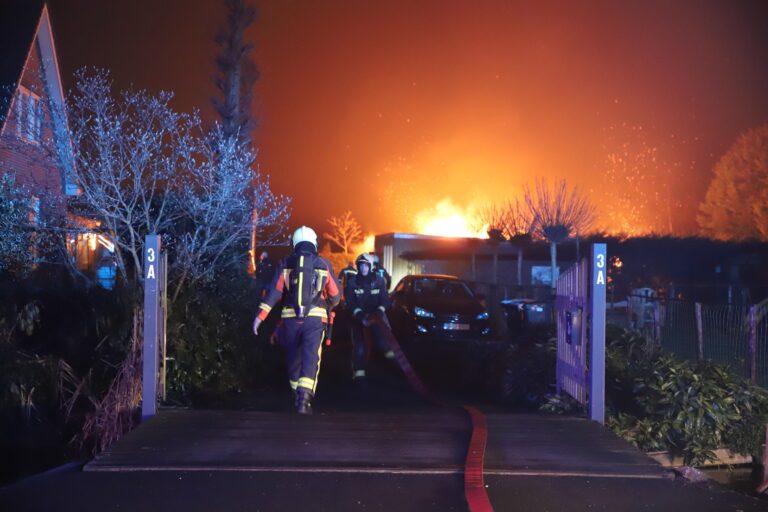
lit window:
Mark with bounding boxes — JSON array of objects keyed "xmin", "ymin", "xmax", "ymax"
[{"xmin": 14, "ymin": 86, "xmax": 42, "ymax": 144}]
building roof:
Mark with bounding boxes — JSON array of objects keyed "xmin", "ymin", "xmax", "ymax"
[
  {"xmin": 399, "ymin": 273, "xmax": 461, "ymax": 280},
  {"xmin": 0, "ymin": 0, "xmax": 45, "ymax": 123},
  {"xmin": 400, "ymin": 239, "xmax": 587, "ymax": 261}
]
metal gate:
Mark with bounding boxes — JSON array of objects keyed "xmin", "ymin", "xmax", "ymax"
[{"xmin": 555, "ymin": 244, "xmax": 606, "ymax": 423}]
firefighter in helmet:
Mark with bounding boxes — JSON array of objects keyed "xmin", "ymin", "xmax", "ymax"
[
  {"xmin": 253, "ymin": 226, "xmax": 341, "ymax": 414},
  {"xmin": 345, "ymin": 253, "xmax": 394, "ymax": 381},
  {"xmin": 254, "ymin": 251, "xmax": 275, "ymax": 298},
  {"xmin": 372, "ymin": 253, "xmax": 392, "ymax": 291},
  {"xmin": 338, "ymin": 261, "xmax": 357, "ymax": 289}
]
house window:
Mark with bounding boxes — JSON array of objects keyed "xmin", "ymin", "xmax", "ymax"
[
  {"xmin": 14, "ymin": 86, "xmax": 42, "ymax": 144},
  {"xmin": 67, "ymin": 231, "xmax": 116, "ymax": 274}
]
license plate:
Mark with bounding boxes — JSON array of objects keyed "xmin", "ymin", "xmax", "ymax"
[{"xmin": 443, "ymin": 323, "xmax": 469, "ymax": 331}]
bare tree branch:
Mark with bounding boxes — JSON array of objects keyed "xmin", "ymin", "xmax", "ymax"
[
  {"xmin": 474, "ymin": 198, "xmax": 532, "ymax": 240},
  {"xmin": 524, "ymin": 178, "xmax": 595, "ymax": 243},
  {"xmin": 323, "ymin": 211, "xmax": 363, "ymax": 254},
  {"xmin": 524, "ymin": 178, "xmax": 596, "ymax": 289},
  {"xmin": 66, "ymin": 69, "xmax": 292, "ymax": 296}
]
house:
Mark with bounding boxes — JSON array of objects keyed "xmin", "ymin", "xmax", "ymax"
[
  {"xmin": 0, "ymin": 0, "xmax": 113, "ymax": 282},
  {"xmin": 374, "ymin": 232, "xmax": 566, "ymax": 299}
]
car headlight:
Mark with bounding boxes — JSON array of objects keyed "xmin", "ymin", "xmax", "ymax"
[
  {"xmin": 414, "ymin": 306, "xmax": 434, "ymax": 318},
  {"xmin": 476, "ymin": 311, "xmax": 489, "ymax": 320}
]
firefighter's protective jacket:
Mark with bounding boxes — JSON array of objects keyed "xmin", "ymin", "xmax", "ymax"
[
  {"xmin": 345, "ymin": 272, "xmax": 389, "ymax": 321},
  {"xmin": 338, "ymin": 265, "xmax": 357, "ymax": 289},
  {"xmin": 255, "ymin": 243, "xmax": 341, "ymax": 322},
  {"xmin": 373, "ymin": 264, "xmax": 392, "ymax": 291}
]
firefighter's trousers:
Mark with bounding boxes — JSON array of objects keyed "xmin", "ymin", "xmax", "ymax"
[
  {"xmin": 280, "ymin": 317, "xmax": 326, "ymax": 395},
  {"xmin": 351, "ymin": 321, "xmax": 392, "ymax": 377}
]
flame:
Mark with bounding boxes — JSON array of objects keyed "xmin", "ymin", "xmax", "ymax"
[
  {"xmin": 415, "ymin": 198, "xmax": 489, "ymax": 238},
  {"xmin": 354, "ymin": 234, "xmax": 376, "ymax": 254}
]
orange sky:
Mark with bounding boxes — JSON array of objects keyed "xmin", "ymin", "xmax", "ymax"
[{"xmin": 49, "ymin": 0, "xmax": 768, "ymax": 236}]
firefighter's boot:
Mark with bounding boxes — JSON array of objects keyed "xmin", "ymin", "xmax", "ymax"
[{"xmin": 296, "ymin": 388, "xmax": 313, "ymax": 415}]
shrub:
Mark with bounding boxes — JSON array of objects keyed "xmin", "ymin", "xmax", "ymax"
[
  {"xmin": 499, "ymin": 326, "xmax": 557, "ymax": 407},
  {"xmin": 605, "ymin": 327, "xmax": 768, "ymax": 465},
  {"xmin": 0, "ymin": 268, "xmax": 137, "ymax": 483},
  {"xmin": 165, "ymin": 267, "xmax": 284, "ymax": 405}
]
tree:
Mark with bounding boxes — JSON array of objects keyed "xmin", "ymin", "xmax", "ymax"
[
  {"xmin": 211, "ymin": 0, "xmax": 286, "ymax": 274},
  {"xmin": 0, "ymin": 172, "xmax": 34, "ymax": 274},
  {"xmin": 212, "ymin": 0, "xmax": 259, "ymax": 148},
  {"xmin": 697, "ymin": 124, "xmax": 768, "ymax": 241},
  {"xmin": 475, "ymin": 199, "xmax": 532, "ymax": 240},
  {"xmin": 67, "ymin": 70, "xmax": 194, "ymax": 282},
  {"xmin": 474, "ymin": 199, "xmax": 532, "ymax": 285},
  {"xmin": 170, "ymin": 128, "xmax": 254, "ymax": 300},
  {"xmin": 171, "ymin": 128, "xmax": 290, "ymax": 300},
  {"xmin": 66, "ymin": 69, "xmax": 291, "ymax": 294},
  {"xmin": 524, "ymin": 179, "xmax": 595, "ymax": 290},
  {"xmin": 323, "ymin": 211, "xmax": 363, "ymax": 255}
]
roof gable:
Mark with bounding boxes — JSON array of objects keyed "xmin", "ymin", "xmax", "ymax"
[{"xmin": 0, "ymin": 0, "xmax": 45, "ymax": 124}]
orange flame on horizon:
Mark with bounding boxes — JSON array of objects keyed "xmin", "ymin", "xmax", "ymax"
[
  {"xmin": 356, "ymin": 234, "xmax": 376, "ymax": 253},
  {"xmin": 414, "ymin": 198, "xmax": 489, "ymax": 239}
]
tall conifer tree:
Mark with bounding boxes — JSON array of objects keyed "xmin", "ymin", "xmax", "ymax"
[{"xmin": 212, "ymin": 0, "xmax": 258, "ymax": 148}]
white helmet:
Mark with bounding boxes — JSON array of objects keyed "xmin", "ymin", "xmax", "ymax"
[
  {"xmin": 356, "ymin": 253, "xmax": 374, "ymax": 270},
  {"xmin": 292, "ymin": 226, "xmax": 317, "ymax": 248}
]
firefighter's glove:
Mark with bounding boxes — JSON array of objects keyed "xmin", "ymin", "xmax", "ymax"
[
  {"xmin": 252, "ymin": 317, "xmax": 262, "ymax": 336},
  {"xmin": 362, "ymin": 313, "xmax": 377, "ymax": 327}
]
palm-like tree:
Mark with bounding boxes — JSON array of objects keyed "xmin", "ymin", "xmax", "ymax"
[
  {"xmin": 524, "ymin": 179, "xmax": 595, "ymax": 291},
  {"xmin": 476, "ymin": 199, "xmax": 533, "ymax": 285}
]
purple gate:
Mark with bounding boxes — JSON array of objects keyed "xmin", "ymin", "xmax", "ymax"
[
  {"xmin": 555, "ymin": 244, "xmax": 606, "ymax": 423},
  {"xmin": 556, "ymin": 258, "xmax": 588, "ymax": 404}
]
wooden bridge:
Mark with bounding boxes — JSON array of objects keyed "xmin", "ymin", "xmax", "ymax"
[
  {"xmin": 4, "ymin": 404, "xmax": 768, "ymax": 510},
  {"xmin": 84, "ymin": 409, "xmax": 662, "ymax": 478}
]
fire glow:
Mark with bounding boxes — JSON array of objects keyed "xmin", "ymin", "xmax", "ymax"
[{"xmin": 414, "ymin": 199, "xmax": 489, "ymax": 239}]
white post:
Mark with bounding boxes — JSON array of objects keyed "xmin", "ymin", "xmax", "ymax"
[
  {"xmin": 590, "ymin": 244, "xmax": 606, "ymax": 424},
  {"xmin": 142, "ymin": 235, "xmax": 161, "ymax": 420}
]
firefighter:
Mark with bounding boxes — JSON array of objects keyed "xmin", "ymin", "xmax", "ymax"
[
  {"xmin": 371, "ymin": 253, "xmax": 392, "ymax": 291},
  {"xmin": 252, "ymin": 226, "xmax": 341, "ymax": 414},
  {"xmin": 255, "ymin": 251, "xmax": 275, "ymax": 298},
  {"xmin": 345, "ymin": 253, "xmax": 394, "ymax": 381},
  {"xmin": 338, "ymin": 261, "xmax": 357, "ymax": 289}
]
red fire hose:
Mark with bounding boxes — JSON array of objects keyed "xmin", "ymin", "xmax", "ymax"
[{"xmin": 367, "ymin": 315, "xmax": 494, "ymax": 512}]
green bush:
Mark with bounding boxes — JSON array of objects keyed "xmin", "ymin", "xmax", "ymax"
[
  {"xmin": 497, "ymin": 326, "xmax": 558, "ymax": 408},
  {"xmin": 166, "ymin": 268, "xmax": 284, "ymax": 405},
  {"xmin": 0, "ymin": 268, "xmax": 137, "ymax": 484},
  {"xmin": 539, "ymin": 392, "xmax": 585, "ymax": 415},
  {"xmin": 536, "ymin": 325, "xmax": 768, "ymax": 465},
  {"xmin": 604, "ymin": 326, "xmax": 768, "ymax": 466}
]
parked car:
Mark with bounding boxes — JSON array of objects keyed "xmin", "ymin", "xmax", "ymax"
[{"xmin": 389, "ymin": 274, "xmax": 491, "ymax": 341}]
